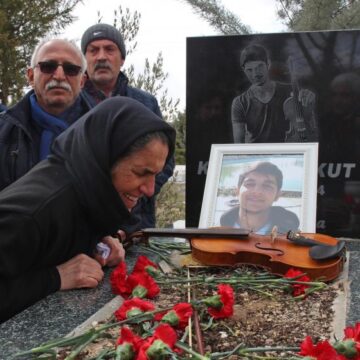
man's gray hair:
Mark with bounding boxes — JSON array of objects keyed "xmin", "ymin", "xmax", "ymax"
[{"xmin": 30, "ymin": 38, "xmax": 87, "ymax": 73}]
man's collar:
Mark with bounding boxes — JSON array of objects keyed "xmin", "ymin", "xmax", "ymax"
[{"xmin": 83, "ymin": 71, "xmax": 128, "ymax": 100}]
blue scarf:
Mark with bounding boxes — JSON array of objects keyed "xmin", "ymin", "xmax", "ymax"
[{"xmin": 30, "ymin": 94, "xmax": 71, "ymax": 160}]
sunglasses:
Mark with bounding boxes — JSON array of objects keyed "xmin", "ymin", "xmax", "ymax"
[{"xmin": 36, "ymin": 61, "xmax": 82, "ymax": 76}]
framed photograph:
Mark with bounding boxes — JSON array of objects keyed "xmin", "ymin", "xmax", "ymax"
[
  {"xmin": 187, "ymin": 30, "xmax": 360, "ymax": 238},
  {"xmin": 199, "ymin": 143, "xmax": 319, "ymax": 235}
]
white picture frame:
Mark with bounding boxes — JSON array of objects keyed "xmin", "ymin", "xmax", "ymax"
[{"xmin": 199, "ymin": 143, "xmax": 319, "ymax": 234}]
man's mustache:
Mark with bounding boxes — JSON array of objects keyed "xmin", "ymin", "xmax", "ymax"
[
  {"xmin": 94, "ymin": 62, "xmax": 112, "ymax": 71},
  {"xmin": 45, "ymin": 80, "xmax": 71, "ymax": 92}
]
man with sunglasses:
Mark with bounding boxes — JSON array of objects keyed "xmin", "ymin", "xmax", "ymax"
[
  {"xmin": 80, "ymin": 23, "xmax": 175, "ymax": 229},
  {"xmin": 0, "ymin": 38, "xmax": 91, "ymax": 191},
  {"xmin": 0, "ymin": 38, "xmax": 126, "ymax": 276}
]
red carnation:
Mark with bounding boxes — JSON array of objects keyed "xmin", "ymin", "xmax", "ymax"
[
  {"xmin": 346, "ymin": 322, "xmax": 360, "ymax": 358},
  {"xmin": 284, "ymin": 268, "xmax": 311, "ymax": 297},
  {"xmin": 136, "ymin": 324, "xmax": 177, "ymax": 360},
  {"xmin": 110, "ymin": 261, "xmax": 131, "ymax": 298},
  {"xmin": 299, "ymin": 336, "xmax": 345, "ymax": 360},
  {"xmin": 204, "ymin": 284, "xmax": 234, "ymax": 319},
  {"xmin": 116, "ymin": 326, "xmax": 144, "ymax": 360},
  {"xmin": 115, "ymin": 298, "xmax": 155, "ymax": 321},
  {"xmin": 117, "ymin": 326, "xmax": 143, "ymax": 350},
  {"xmin": 133, "ymin": 256, "xmax": 159, "ymax": 277},
  {"xmin": 127, "ymin": 271, "xmax": 160, "ymax": 299},
  {"xmin": 333, "ymin": 322, "xmax": 360, "ymax": 359},
  {"xmin": 155, "ymin": 303, "xmax": 193, "ymax": 329},
  {"xmin": 344, "ymin": 322, "xmax": 360, "ymax": 342}
]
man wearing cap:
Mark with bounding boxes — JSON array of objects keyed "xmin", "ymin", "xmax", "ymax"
[
  {"xmin": 0, "ymin": 38, "xmax": 91, "ymax": 191},
  {"xmin": 81, "ymin": 23, "xmax": 175, "ymax": 229}
]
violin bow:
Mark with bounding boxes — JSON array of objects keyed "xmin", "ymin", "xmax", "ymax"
[{"xmin": 124, "ymin": 227, "xmax": 250, "ymax": 247}]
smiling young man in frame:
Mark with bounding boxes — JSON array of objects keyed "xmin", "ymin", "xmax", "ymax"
[{"xmin": 220, "ymin": 161, "xmax": 300, "ymax": 235}]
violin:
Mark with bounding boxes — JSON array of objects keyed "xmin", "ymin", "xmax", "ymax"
[
  {"xmin": 284, "ymin": 56, "xmax": 318, "ymax": 142},
  {"xmin": 127, "ymin": 227, "xmax": 346, "ymax": 282}
]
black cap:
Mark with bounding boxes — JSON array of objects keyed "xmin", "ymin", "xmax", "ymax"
[{"xmin": 81, "ymin": 23, "xmax": 126, "ymax": 59}]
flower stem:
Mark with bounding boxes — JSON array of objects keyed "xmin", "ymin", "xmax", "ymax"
[
  {"xmin": 14, "ymin": 307, "xmax": 173, "ymax": 358},
  {"xmin": 65, "ymin": 332, "xmax": 99, "ymax": 360},
  {"xmin": 13, "ymin": 332, "xmax": 92, "ymax": 356},
  {"xmin": 237, "ymin": 346, "xmax": 300, "ymax": 359},
  {"xmin": 175, "ymin": 340, "xmax": 210, "ymax": 360}
]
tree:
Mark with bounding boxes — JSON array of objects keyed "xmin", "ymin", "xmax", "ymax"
[
  {"xmin": 172, "ymin": 110, "xmax": 186, "ymax": 165},
  {"xmin": 100, "ymin": 7, "xmax": 180, "ymax": 123},
  {"xmin": 178, "ymin": 0, "xmax": 251, "ymax": 35},
  {"xmin": 0, "ymin": 0, "xmax": 81, "ymax": 105},
  {"xmin": 126, "ymin": 54, "xmax": 180, "ymax": 123},
  {"xmin": 181, "ymin": 0, "xmax": 360, "ymax": 34},
  {"xmin": 276, "ymin": 0, "xmax": 360, "ymax": 31}
]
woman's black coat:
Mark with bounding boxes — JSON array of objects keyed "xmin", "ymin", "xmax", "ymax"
[{"xmin": 0, "ymin": 97, "xmax": 175, "ymax": 323}]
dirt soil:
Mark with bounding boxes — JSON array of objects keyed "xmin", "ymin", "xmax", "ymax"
[{"xmin": 57, "ymin": 264, "xmax": 341, "ymax": 360}]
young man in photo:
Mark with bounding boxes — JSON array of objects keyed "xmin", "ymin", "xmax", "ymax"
[
  {"xmin": 231, "ymin": 44, "xmax": 317, "ymax": 143},
  {"xmin": 220, "ymin": 161, "xmax": 299, "ymax": 234}
]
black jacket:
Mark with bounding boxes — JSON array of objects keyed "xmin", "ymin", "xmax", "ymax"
[
  {"xmin": 0, "ymin": 90, "xmax": 91, "ymax": 191},
  {"xmin": 0, "ymin": 97, "xmax": 176, "ymax": 323},
  {"xmin": 82, "ymin": 72, "xmax": 175, "ymax": 228},
  {"xmin": 220, "ymin": 205, "xmax": 300, "ymax": 235}
]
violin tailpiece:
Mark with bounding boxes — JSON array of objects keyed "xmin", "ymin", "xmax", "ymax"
[{"xmin": 286, "ymin": 231, "xmax": 324, "ymax": 247}]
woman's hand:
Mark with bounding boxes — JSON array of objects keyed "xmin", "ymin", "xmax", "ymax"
[
  {"xmin": 95, "ymin": 232, "xmax": 126, "ymax": 267},
  {"xmin": 56, "ymin": 254, "xmax": 104, "ymax": 290}
]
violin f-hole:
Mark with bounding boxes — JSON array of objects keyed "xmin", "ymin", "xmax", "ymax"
[{"xmin": 255, "ymin": 242, "xmax": 284, "ymax": 256}]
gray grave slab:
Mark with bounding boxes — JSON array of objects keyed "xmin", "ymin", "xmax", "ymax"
[{"xmin": 0, "ymin": 239, "xmax": 359, "ymax": 360}]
